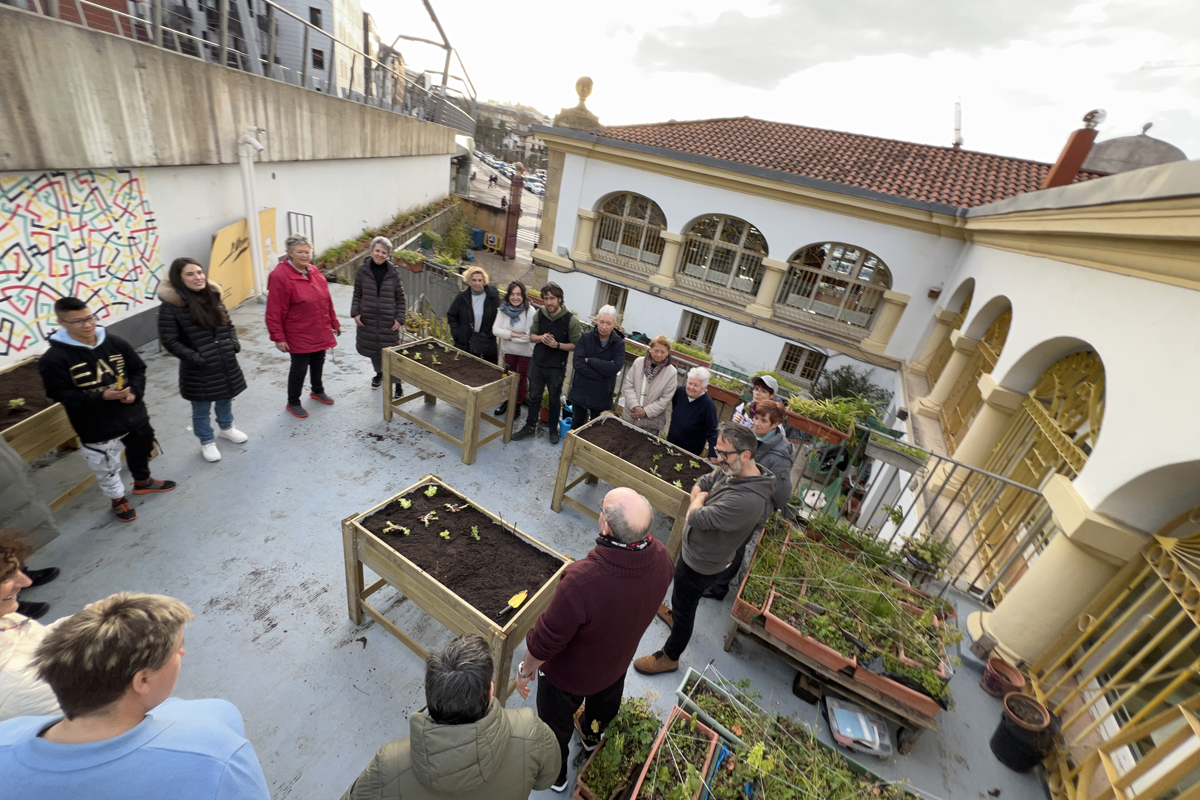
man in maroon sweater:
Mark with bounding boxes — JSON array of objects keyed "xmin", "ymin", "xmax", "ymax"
[{"xmin": 515, "ymin": 487, "xmax": 674, "ymax": 792}]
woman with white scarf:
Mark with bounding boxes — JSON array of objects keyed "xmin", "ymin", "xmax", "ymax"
[{"xmin": 491, "ymin": 280, "xmax": 535, "ymax": 416}]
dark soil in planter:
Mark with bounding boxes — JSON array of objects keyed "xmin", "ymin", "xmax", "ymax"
[
  {"xmin": 1006, "ymin": 695, "xmax": 1046, "ymax": 726},
  {"xmin": 576, "ymin": 418, "xmax": 712, "ymax": 485},
  {"xmin": 0, "ymin": 361, "xmax": 54, "ymax": 433},
  {"xmin": 361, "ymin": 483, "xmax": 563, "ymax": 623},
  {"xmin": 398, "ymin": 342, "xmax": 504, "ymax": 388}
]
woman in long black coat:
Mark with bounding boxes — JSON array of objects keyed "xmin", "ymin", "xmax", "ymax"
[
  {"xmin": 351, "ymin": 236, "xmax": 408, "ymax": 397},
  {"xmin": 446, "ymin": 266, "xmax": 499, "ymax": 362},
  {"xmin": 158, "ymin": 257, "xmax": 248, "ymax": 463}
]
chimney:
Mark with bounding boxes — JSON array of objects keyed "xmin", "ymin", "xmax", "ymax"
[{"xmin": 1041, "ymin": 109, "xmax": 1105, "ymax": 189}]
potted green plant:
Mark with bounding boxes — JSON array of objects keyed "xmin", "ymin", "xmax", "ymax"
[
  {"xmin": 705, "ymin": 372, "xmax": 746, "ymax": 407},
  {"xmin": 865, "ymin": 432, "xmax": 929, "ymax": 473},
  {"xmin": 394, "ymin": 248, "xmax": 425, "ymax": 273},
  {"xmin": 674, "ymin": 669, "xmax": 757, "ymax": 748},
  {"xmin": 574, "ymin": 697, "xmax": 662, "ymax": 800},
  {"xmin": 628, "ymin": 706, "xmax": 718, "ymax": 800},
  {"xmin": 669, "ymin": 340, "xmax": 713, "ymax": 369}
]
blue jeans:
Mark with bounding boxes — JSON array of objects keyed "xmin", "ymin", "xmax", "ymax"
[{"xmin": 192, "ymin": 399, "xmax": 234, "ymax": 444}]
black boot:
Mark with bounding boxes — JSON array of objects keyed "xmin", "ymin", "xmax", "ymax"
[
  {"xmin": 493, "ymin": 401, "xmax": 508, "ymax": 416},
  {"xmin": 17, "ymin": 600, "xmax": 50, "ymax": 620}
]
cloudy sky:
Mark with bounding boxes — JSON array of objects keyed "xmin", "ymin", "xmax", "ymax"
[{"xmin": 365, "ymin": 0, "xmax": 1198, "ymax": 164}]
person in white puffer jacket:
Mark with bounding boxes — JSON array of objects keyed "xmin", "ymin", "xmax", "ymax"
[{"xmin": 0, "ymin": 531, "xmax": 61, "ymax": 721}]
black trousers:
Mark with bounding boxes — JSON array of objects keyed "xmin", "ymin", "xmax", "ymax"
[
  {"xmin": 663, "ymin": 557, "xmax": 720, "ymax": 661},
  {"xmin": 288, "ymin": 350, "xmax": 326, "ymax": 405},
  {"xmin": 536, "ymin": 672, "xmax": 626, "ymax": 785},
  {"xmin": 708, "ymin": 538, "xmax": 752, "ymax": 598},
  {"xmin": 570, "ymin": 405, "xmax": 609, "ymax": 429},
  {"xmin": 524, "ymin": 362, "xmax": 565, "ymax": 429},
  {"xmin": 123, "ymin": 421, "xmax": 155, "ymax": 482}
]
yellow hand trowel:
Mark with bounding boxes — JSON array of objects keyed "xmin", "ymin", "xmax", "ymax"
[{"xmin": 497, "ymin": 590, "xmax": 528, "ymax": 618}]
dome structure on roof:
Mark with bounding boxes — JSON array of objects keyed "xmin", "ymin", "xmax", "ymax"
[{"xmin": 1082, "ymin": 124, "xmax": 1188, "ymax": 174}]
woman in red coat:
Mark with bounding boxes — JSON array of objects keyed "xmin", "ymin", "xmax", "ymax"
[{"xmin": 266, "ymin": 234, "xmax": 342, "ymax": 418}]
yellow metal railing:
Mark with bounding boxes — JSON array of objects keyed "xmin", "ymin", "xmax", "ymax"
[{"xmin": 1029, "ymin": 508, "xmax": 1200, "ymax": 800}]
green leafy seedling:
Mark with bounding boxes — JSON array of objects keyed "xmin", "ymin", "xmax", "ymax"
[
  {"xmin": 443, "ymin": 502, "xmax": 466, "ymax": 513},
  {"xmin": 673, "ymin": 479, "xmax": 684, "ymax": 489},
  {"xmin": 652, "ymin": 453, "xmax": 662, "ymax": 462},
  {"xmin": 382, "ymin": 521, "xmax": 401, "ymax": 534},
  {"xmin": 7, "ymin": 398, "xmax": 25, "ymax": 410},
  {"xmin": 424, "ymin": 485, "xmax": 438, "ymax": 497},
  {"xmin": 430, "ymin": 354, "xmax": 440, "ymax": 365},
  {"xmin": 419, "ymin": 511, "xmax": 439, "ymax": 527},
  {"xmin": 470, "ymin": 526, "xmax": 480, "ymax": 541},
  {"xmin": 413, "ymin": 352, "xmax": 422, "ymax": 360},
  {"xmin": 673, "ymin": 462, "xmax": 683, "ymax": 472},
  {"xmin": 439, "ymin": 530, "xmax": 451, "ymax": 541},
  {"xmin": 401, "ymin": 350, "xmax": 410, "ymax": 356},
  {"xmin": 689, "ymin": 460, "xmax": 701, "ymax": 469},
  {"xmin": 398, "ymin": 498, "xmax": 412, "ymax": 509}
]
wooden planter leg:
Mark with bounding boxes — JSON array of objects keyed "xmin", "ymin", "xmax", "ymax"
[
  {"xmin": 342, "ymin": 518, "xmax": 364, "ymax": 625},
  {"xmin": 424, "ymin": 393, "xmax": 437, "ymax": 405},
  {"xmin": 462, "ymin": 391, "xmax": 481, "ymax": 465},
  {"xmin": 383, "ymin": 351, "xmax": 394, "ymax": 422},
  {"xmin": 666, "ymin": 497, "xmax": 689, "ymax": 559},
  {"xmin": 491, "ymin": 631, "xmax": 517, "ymax": 703},
  {"xmin": 503, "ymin": 374, "xmax": 517, "ymax": 443},
  {"xmin": 550, "ymin": 434, "xmax": 576, "ymax": 513}
]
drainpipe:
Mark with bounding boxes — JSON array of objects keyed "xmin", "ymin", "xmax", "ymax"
[
  {"xmin": 237, "ymin": 126, "xmax": 267, "ymax": 302},
  {"xmin": 1041, "ymin": 109, "xmax": 1105, "ymax": 189}
]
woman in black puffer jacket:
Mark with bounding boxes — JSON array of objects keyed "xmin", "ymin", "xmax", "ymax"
[{"xmin": 158, "ymin": 257, "xmax": 248, "ymax": 463}]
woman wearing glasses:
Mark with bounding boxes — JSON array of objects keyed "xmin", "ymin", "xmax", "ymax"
[{"xmin": 158, "ymin": 257, "xmax": 249, "ymax": 463}]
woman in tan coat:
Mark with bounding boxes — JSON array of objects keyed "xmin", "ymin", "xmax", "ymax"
[{"xmin": 621, "ymin": 335, "xmax": 677, "ymax": 434}]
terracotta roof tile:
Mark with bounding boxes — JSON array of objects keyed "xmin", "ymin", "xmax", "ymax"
[{"xmin": 595, "ymin": 117, "xmax": 1107, "ymax": 209}]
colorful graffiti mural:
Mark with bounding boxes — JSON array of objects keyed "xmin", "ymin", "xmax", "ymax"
[{"xmin": 0, "ymin": 169, "xmax": 163, "ymax": 362}]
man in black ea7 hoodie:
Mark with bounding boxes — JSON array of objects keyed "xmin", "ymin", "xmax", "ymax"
[
  {"xmin": 635, "ymin": 421, "xmax": 775, "ymax": 675},
  {"xmin": 38, "ymin": 297, "xmax": 177, "ymax": 523}
]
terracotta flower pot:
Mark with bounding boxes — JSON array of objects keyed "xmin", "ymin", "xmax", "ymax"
[
  {"xmin": 628, "ymin": 707, "xmax": 719, "ymax": 800},
  {"xmin": 573, "ymin": 740, "xmax": 623, "ymax": 800},
  {"xmin": 763, "ymin": 589, "xmax": 858, "ymax": 674},
  {"xmin": 784, "ymin": 410, "xmax": 850, "ymax": 444},
  {"xmin": 981, "ymin": 657, "xmax": 1026, "ymax": 698},
  {"xmin": 705, "ymin": 384, "xmax": 743, "ymax": 407}
]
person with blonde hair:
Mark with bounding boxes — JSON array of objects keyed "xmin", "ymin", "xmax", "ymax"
[
  {"xmin": 447, "ymin": 266, "xmax": 500, "ymax": 362},
  {"xmin": 267, "ymin": 232, "xmax": 342, "ymax": 418},
  {"xmin": 621, "ymin": 334, "xmax": 676, "ymax": 434},
  {"xmin": 352, "ymin": 235, "xmax": 407, "ymax": 397},
  {"xmin": 0, "ymin": 592, "xmax": 269, "ymax": 800}
]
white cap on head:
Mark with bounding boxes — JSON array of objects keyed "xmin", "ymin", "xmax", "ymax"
[{"xmin": 753, "ymin": 375, "xmax": 779, "ymax": 394}]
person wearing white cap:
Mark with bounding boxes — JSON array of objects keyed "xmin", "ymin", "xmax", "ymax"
[{"xmin": 732, "ymin": 374, "xmax": 778, "ymax": 428}]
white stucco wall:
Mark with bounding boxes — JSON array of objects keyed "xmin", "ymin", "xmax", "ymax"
[
  {"xmin": 943, "ymin": 245, "xmax": 1200, "ymax": 532},
  {"xmin": 149, "ymin": 153, "xmax": 450, "ymax": 269},
  {"xmin": 550, "ymin": 154, "xmax": 967, "ymax": 363}
]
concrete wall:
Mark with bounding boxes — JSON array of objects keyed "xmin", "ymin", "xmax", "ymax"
[
  {"xmin": 0, "ymin": 6, "xmax": 456, "ymax": 171},
  {"xmin": 550, "ymin": 153, "xmax": 966, "ymax": 363},
  {"xmin": 0, "ymin": 155, "xmax": 449, "ymax": 369}
]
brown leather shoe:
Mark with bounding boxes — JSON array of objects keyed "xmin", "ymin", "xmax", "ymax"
[
  {"xmin": 633, "ymin": 650, "xmax": 679, "ymax": 676},
  {"xmin": 655, "ymin": 603, "xmax": 674, "ymax": 629}
]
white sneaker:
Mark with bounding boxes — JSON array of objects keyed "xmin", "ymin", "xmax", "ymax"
[
  {"xmin": 201, "ymin": 443, "xmax": 221, "ymax": 462},
  {"xmin": 217, "ymin": 427, "xmax": 249, "ymax": 444}
]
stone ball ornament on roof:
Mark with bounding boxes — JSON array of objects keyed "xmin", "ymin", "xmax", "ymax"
[{"xmin": 576, "ymin": 76, "xmax": 593, "ymax": 103}]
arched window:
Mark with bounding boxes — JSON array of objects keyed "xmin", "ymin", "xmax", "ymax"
[
  {"xmin": 593, "ymin": 193, "xmax": 667, "ymax": 273},
  {"xmin": 775, "ymin": 243, "xmax": 892, "ymax": 332},
  {"xmin": 676, "ymin": 215, "xmax": 768, "ymax": 297}
]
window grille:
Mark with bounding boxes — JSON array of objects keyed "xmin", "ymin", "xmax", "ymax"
[
  {"xmin": 594, "ymin": 282, "xmax": 628, "ymax": 318},
  {"xmin": 776, "ymin": 243, "xmax": 891, "ymax": 330},
  {"xmin": 778, "ymin": 343, "xmax": 825, "ymax": 384},
  {"xmin": 677, "ymin": 215, "xmax": 768, "ymax": 296},
  {"xmin": 592, "ymin": 193, "xmax": 666, "ymax": 273},
  {"xmin": 680, "ymin": 312, "xmax": 718, "ymax": 352}
]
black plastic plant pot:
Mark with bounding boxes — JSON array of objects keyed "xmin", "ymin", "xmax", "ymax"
[{"xmin": 990, "ymin": 692, "xmax": 1051, "ymax": 772}]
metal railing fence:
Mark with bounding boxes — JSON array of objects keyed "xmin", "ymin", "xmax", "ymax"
[{"xmin": 16, "ymin": 0, "xmax": 476, "ymax": 135}]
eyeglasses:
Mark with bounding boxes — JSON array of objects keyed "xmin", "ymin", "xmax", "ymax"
[
  {"xmin": 62, "ymin": 315, "xmax": 98, "ymax": 327},
  {"xmin": 714, "ymin": 448, "xmax": 739, "ymax": 460}
]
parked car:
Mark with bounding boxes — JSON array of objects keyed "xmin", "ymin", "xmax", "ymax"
[{"xmin": 527, "ymin": 183, "xmax": 544, "ymax": 196}]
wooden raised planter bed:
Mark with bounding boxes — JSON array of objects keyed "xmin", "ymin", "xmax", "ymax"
[
  {"xmin": 551, "ymin": 414, "xmax": 712, "ymax": 559},
  {"xmin": 383, "ymin": 338, "xmax": 518, "ymax": 465},
  {"xmin": 342, "ymin": 473, "xmax": 570, "ymax": 701},
  {"xmin": 1, "ymin": 357, "xmax": 102, "ymax": 512}
]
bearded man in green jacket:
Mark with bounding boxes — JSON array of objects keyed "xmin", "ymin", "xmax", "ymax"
[{"xmin": 341, "ymin": 635, "xmax": 561, "ymax": 800}]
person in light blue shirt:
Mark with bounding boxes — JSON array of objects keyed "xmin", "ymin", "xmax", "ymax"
[{"xmin": 0, "ymin": 592, "xmax": 269, "ymax": 800}]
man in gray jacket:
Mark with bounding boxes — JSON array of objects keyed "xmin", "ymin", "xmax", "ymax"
[
  {"xmin": 341, "ymin": 634, "xmax": 560, "ymax": 800},
  {"xmin": 634, "ymin": 422, "xmax": 775, "ymax": 675}
]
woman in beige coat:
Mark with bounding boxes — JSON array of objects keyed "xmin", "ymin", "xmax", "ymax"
[{"xmin": 621, "ymin": 335, "xmax": 677, "ymax": 434}]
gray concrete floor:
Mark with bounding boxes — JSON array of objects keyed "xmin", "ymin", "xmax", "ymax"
[{"xmin": 20, "ymin": 285, "xmax": 1047, "ymax": 800}]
